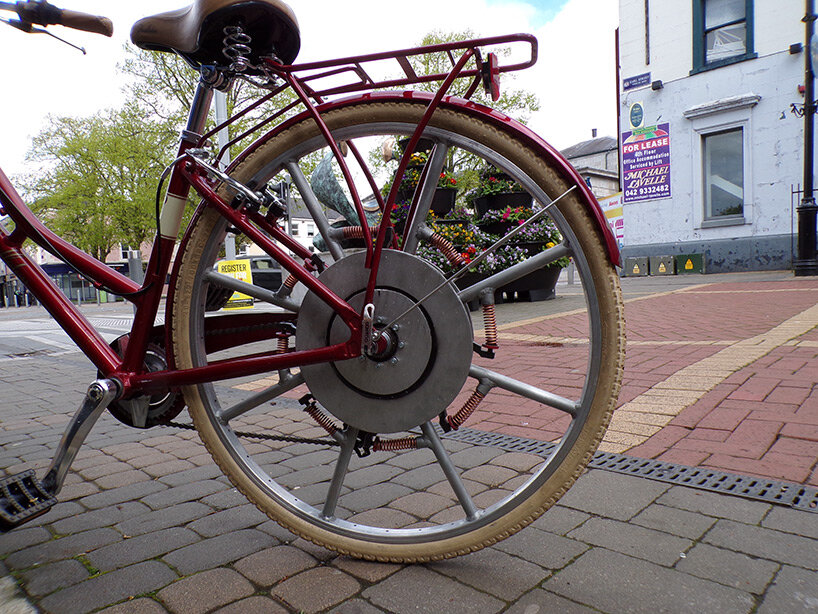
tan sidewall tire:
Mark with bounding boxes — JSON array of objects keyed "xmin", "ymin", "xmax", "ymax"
[{"xmin": 172, "ymin": 100, "xmax": 625, "ymax": 562}]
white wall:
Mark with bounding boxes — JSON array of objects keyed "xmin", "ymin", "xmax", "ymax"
[{"xmin": 618, "ymin": 0, "xmax": 806, "ymax": 249}]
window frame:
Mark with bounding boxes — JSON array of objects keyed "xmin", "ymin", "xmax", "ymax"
[
  {"xmin": 691, "ymin": 0, "xmax": 756, "ymax": 75},
  {"xmin": 701, "ymin": 126, "xmax": 746, "ymax": 224}
]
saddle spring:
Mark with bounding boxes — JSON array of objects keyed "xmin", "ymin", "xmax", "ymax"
[{"xmin": 222, "ymin": 26, "xmax": 253, "ymax": 73}]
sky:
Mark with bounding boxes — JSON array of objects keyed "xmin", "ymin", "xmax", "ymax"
[{"xmin": 0, "ymin": 0, "xmax": 618, "ymax": 178}]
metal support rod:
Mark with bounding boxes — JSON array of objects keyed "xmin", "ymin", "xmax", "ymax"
[
  {"xmin": 796, "ymin": 0, "xmax": 818, "ymax": 275},
  {"xmin": 41, "ymin": 379, "xmax": 118, "ymax": 495}
]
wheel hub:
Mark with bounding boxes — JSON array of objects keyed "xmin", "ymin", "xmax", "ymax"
[{"xmin": 296, "ymin": 249, "xmax": 473, "ymax": 433}]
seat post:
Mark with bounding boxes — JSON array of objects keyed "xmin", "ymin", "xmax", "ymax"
[{"xmin": 185, "ymin": 79, "xmax": 215, "ymax": 137}]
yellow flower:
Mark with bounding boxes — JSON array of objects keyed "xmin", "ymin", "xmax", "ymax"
[{"xmin": 546, "ymin": 241, "xmax": 555, "ymax": 248}]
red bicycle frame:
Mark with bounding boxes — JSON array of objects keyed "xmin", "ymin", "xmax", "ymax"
[{"xmin": 0, "ymin": 33, "xmax": 563, "ymax": 402}]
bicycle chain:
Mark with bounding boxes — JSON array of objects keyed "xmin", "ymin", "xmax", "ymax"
[{"xmin": 163, "ymin": 420, "xmax": 340, "ymax": 447}]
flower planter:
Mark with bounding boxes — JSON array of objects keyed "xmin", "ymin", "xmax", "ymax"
[
  {"xmin": 454, "ymin": 266, "xmax": 560, "ymax": 311},
  {"xmin": 430, "ymin": 188, "xmax": 457, "ymax": 215},
  {"xmin": 477, "ymin": 219, "xmax": 515, "ymax": 237},
  {"xmin": 473, "ymin": 192, "xmax": 533, "ymax": 217}
]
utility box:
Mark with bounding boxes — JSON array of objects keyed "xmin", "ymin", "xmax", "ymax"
[
  {"xmin": 624, "ymin": 257, "xmax": 649, "ymax": 277},
  {"xmin": 675, "ymin": 253, "xmax": 705, "ymax": 274},
  {"xmin": 649, "ymin": 256, "xmax": 675, "ymax": 276}
]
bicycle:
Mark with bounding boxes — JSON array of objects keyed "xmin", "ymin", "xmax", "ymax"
[{"xmin": 0, "ymin": 0, "xmax": 625, "ymax": 562}]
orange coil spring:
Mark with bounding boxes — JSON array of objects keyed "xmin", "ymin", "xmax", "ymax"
[
  {"xmin": 341, "ymin": 225, "xmax": 380, "ymax": 240},
  {"xmin": 430, "ymin": 233, "xmax": 466, "ymax": 267},
  {"xmin": 482, "ymin": 303, "xmax": 499, "ymax": 350},
  {"xmin": 277, "ymin": 336, "xmax": 289, "ymax": 354},
  {"xmin": 283, "ymin": 274, "xmax": 298, "ymax": 290},
  {"xmin": 373, "ymin": 437, "xmax": 418, "ymax": 452},
  {"xmin": 449, "ymin": 390, "xmax": 486, "ymax": 430},
  {"xmin": 303, "ymin": 404, "xmax": 338, "ymax": 436}
]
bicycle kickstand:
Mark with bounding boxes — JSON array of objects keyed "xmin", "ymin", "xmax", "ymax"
[{"xmin": 0, "ymin": 379, "xmax": 118, "ymax": 532}]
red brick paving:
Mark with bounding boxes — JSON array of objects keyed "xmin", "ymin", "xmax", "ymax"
[{"xmin": 622, "ymin": 280, "xmax": 818, "ymax": 485}]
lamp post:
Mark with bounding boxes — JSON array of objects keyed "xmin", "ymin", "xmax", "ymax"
[{"xmin": 796, "ymin": 0, "xmax": 818, "ymax": 275}]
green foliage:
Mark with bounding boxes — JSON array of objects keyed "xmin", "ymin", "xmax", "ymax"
[{"xmin": 24, "ymin": 102, "xmax": 175, "ymax": 261}]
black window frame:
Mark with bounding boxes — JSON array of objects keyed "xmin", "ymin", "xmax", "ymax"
[{"xmin": 691, "ymin": 0, "xmax": 756, "ymax": 74}]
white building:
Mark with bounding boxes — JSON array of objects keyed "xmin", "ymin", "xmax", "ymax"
[{"xmin": 617, "ymin": 0, "xmax": 806, "ymax": 271}]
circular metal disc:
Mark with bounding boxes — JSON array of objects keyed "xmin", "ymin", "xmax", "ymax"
[{"xmin": 296, "ymin": 249, "xmax": 473, "ymax": 433}]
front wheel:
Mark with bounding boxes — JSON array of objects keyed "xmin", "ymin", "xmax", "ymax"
[{"xmin": 171, "ymin": 99, "xmax": 625, "ymax": 562}]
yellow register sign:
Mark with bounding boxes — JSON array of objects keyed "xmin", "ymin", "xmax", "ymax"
[{"xmin": 217, "ymin": 259, "xmax": 254, "ymax": 310}]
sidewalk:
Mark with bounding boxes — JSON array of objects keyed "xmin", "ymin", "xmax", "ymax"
[{"xmin": 0, "ymin": 271, "xmax": 816, "ymax": 613}]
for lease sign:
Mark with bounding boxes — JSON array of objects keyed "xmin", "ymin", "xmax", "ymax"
[{"xmin": 621, "ymin": 123, "xmax": 671, "ymax": 203}]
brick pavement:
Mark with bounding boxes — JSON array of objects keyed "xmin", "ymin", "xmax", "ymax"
[{"xmin": 0, "ymin": 272, "xmax": 815, "ymax": 613}]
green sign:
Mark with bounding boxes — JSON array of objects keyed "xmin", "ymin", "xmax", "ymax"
[{"xmin": 629, "ymin": 103, "xmax": 644, "ymax": 129}]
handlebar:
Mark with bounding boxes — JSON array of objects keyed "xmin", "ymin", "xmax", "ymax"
[{"xmin": 2, "ymin": 1, "xmax": 112, "ymax": 37}]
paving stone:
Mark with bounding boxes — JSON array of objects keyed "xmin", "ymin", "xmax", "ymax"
[
  {"xmin": 704, "ymin": 519, "xmax": 818, "ymax": 570},
  {"xmin": 186, "ymin": 504, "xmax": 266, "ymax": 537},
  {"xmin": 631, "ymin": 502, "xmax": 717, "ymax": 540},
  {"xmin": 504, "ymin": 589, "xmax": 597, "ymax": 613},
  {"xmin": 343, "ymin": 465, "xmax": 404, "ymax": 489},
  {"xmin": 385, "ymin": 449, "xmax": 436, "ymax": 470},
  {"xmin": 0, "ymin": 526, "xmax": 52, "ymax": 555},
  {"xmin": 761, "ymin": 506, "xmax": 818, "ymax": 540},
  {"xmin": 96, "ymin": 598, "xmax": 168, "ymax": 613},
  {"xmin": 676, "ymin": 543, "xmax": 779, "ymax": 594},
  {"xmin": 50, "ymin": 502, "xmax": 150, "ymax": 536},
  {"xmin": 430, "ymin": 547, "xmax": 549, "ymax": 600},
  {"xmin": 157, "ymin": 568, "xmax": 254, "ymax": 614},
  {"xmin": 20, "ymin": 558, "xmax": 88, "ymax": 597},
  {"xmin": 657, "ymin": 486, "xmax": 771, "ymax": 524},
  {"xmin": 363, "ymin": 566, "xmax": 504, "ymax": 614},
  {"xmin": 756, "ymin": 565, "xmax": 818, "ymax": 614},
  {"xmin": 447, "ymin": 446, "xmax": 504, "ymax": 469},
  {"xmin": 6, "ymin": 528, "xmax": 122, "ymax": 568},
  {"xmin": 87, "ymin": 527, "xmax": 200, "ymax": 572},
  {"xmin": 339, "ymin": 483, "xmax": 413, "ymax": 513},
  {"xmin": 212, "ymin": 596, "xmax": 288, "ymax": 614},
  {"xmin": 80, "ymin": 480, "xmax": 167, "ymax": 510},
  {"xmin": 568, "ymin": 517, "xmax": 692, "ymax": 566},
  {"xmin": 114, "ymin": 502, "xmax": 211, "ymax": 537},
  {"xmin": 38, "ymin": 560, "xmax": 177, "ymax": 614},
  {"xmin": 332, "ymin": 599, "xmax": 388, "ymax": 614},
  {"xmin": 556, "ymin": 470, "xmax": 669, "ymax": 521},
  {"xmin": 389, "ymin": 491, "xmax": 452, "ymax": 518},
  {"xmin": 141, "ymin": 480, "xmax": 227, "ymax": 510},
  {"xmin": 494, "ymin": 526, "xmax": 588, "ymax": 570},
  {"xmin": 156, "ymin": 465, "xmax": 223, "ymax": 487},
  {"xmin": 199, "ymin": 488, "xmax": 249, "ymax": 510},
  {"xmin": 333, "ymin": 557, "xmax": 401, "ymax": 583},
  {"xmin": 27, "ymin": 501, "xmax": 84, "ymax": 528},
  {"xmin": 273, "ymin": 566, "xmax": 360, "ymax": 614},
  {"xmin": 545, "ymin": 548, "xmax": 755, "ymax": 614},
  {"xmin": 391, "ymin": 464, "xmax": 446, "ymax": 490},
  {"xmin": 530, "ymin": 505, "xmax": 590, "ymax": 535},
  {"xmin": 234, "ymin": 544, "xmax": 318, "ymax": 586},
  {"xmin": 162, "ymin": 529, "xmax": 276, "ymax": 575}
]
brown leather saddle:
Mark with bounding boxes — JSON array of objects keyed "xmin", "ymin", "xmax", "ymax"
[{"xmin": 130, "ymin": 0, "xmax": 300, "ymax": 70}]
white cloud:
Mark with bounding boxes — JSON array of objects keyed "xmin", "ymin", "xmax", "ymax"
[{"xmin": 0, "ymin": 0, "xmax": 617, "ymax": 176}]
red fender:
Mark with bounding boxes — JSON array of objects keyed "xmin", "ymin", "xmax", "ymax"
[{"xmin": 227, "ymin": 91, "xmax": 620, "ymax": 266}]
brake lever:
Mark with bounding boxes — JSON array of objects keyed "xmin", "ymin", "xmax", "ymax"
[{"xmin": 1, "ymin": 17, "xmax": 85, "ymax": 53}]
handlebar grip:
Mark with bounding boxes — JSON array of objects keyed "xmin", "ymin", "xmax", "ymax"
[{"xmin": 57, "ymin": 9, "xmax": 113, "ymax": 37}]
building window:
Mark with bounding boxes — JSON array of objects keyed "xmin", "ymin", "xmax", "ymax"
[
  {"xmin": 291, "ymin": 221, "xmax": 299, "ymax": 235},
  {"xmin": 703, "ymin": 128, "xmax": 744, "ymax": 220},
  {"xmin": 692, "ymin": 0, "xmax": 755, "ymax": 74}
]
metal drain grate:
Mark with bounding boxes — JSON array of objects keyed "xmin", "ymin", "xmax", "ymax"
[{"xmin": 444, "ymin": 428, "xmax": 818, "ymax": 513}]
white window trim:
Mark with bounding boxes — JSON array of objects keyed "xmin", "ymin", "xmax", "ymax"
[{"xmin": 687, "ymin": 102, "xmax": 756, "ymax": 232}]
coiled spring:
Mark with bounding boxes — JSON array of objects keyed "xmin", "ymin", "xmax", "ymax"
[
  {"xmin": 447, "ymin": 390, "xmax": 486, "ymax": 430},
  {"xmin": 373, "ymin": 436, "xmax": 418, "ymax": 452},
  {"xmin": 303, "ymin": 402, "xmax": 339, "ymax": 436},
  {"xmin": 482, "ymin": 303, "xmax": 499, "ymax": 350},
  {"xmin": 283, "ymin": 274, "xmax": 298, "ymax": 290},
  {"xmin": 276, "ymin": 335, "xmax": 289, "ymax": 354},
  {"xmin": 222, "ymin": 26, "xmax": 253, "ymax": 73},
  {"xmin": 430, "ymin": 232, "xmax": 467, "ymax": 268}
]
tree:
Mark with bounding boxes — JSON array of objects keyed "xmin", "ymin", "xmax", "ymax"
[{"xmin": 24, "ymin": 102, "xmax": 175, "ymax": 260}]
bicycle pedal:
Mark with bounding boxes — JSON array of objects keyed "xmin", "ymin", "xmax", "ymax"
[{"xmin": 0, "ymin": 469, "xmax": 57, "ymax": 532}]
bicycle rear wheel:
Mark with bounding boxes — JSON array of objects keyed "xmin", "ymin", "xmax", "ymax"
[{"xmin": 171, "ymin": 99, "xmax": 625, "ymax": 562}]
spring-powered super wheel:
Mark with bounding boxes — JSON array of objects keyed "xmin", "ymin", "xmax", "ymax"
[
  {"xmin": 297, "ymin": 249, "xmax": 472, "ymax": 434},
  {"xmin": 172, "ymin": 98, "xmax": 624, "ymax": 562}
]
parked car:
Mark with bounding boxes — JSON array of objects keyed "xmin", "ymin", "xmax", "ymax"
[{"xmin": 206, "ymin": 255, "xmax": 284, "ymax": 311}]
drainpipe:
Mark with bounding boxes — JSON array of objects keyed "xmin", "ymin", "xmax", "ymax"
[{"xmin": 796, "ymin": 0, "xmax": 818, "ymax": 275}]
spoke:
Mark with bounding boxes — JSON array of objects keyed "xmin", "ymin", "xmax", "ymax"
[
  {"xmin": 285, "ymin": 161, "xmax": 345, "ymax": 261},
  {"xmin": 469, "ymin": 364, "xmax": 579, "ymax": 417},
  {"xmin": 203, "ymin": 270, "xmax": 299, "ymax": 312},
  {"xmin": 402, "ymin": 143, "xmax": 449, "ymax": 254},
  {"xmin": 421, "ymin": 422, "xmax": 478, "ymax": 520},
  {"xmin": 322, "ymin": 428, "xmax": 358, "ymax": 519},
  {"xmin": 457, "ymin": 242, "xmax": 572, "ymax": 304},
  {"xmin": 217, "ymin": 371, "xmax": 305, "ymax": 422}
]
